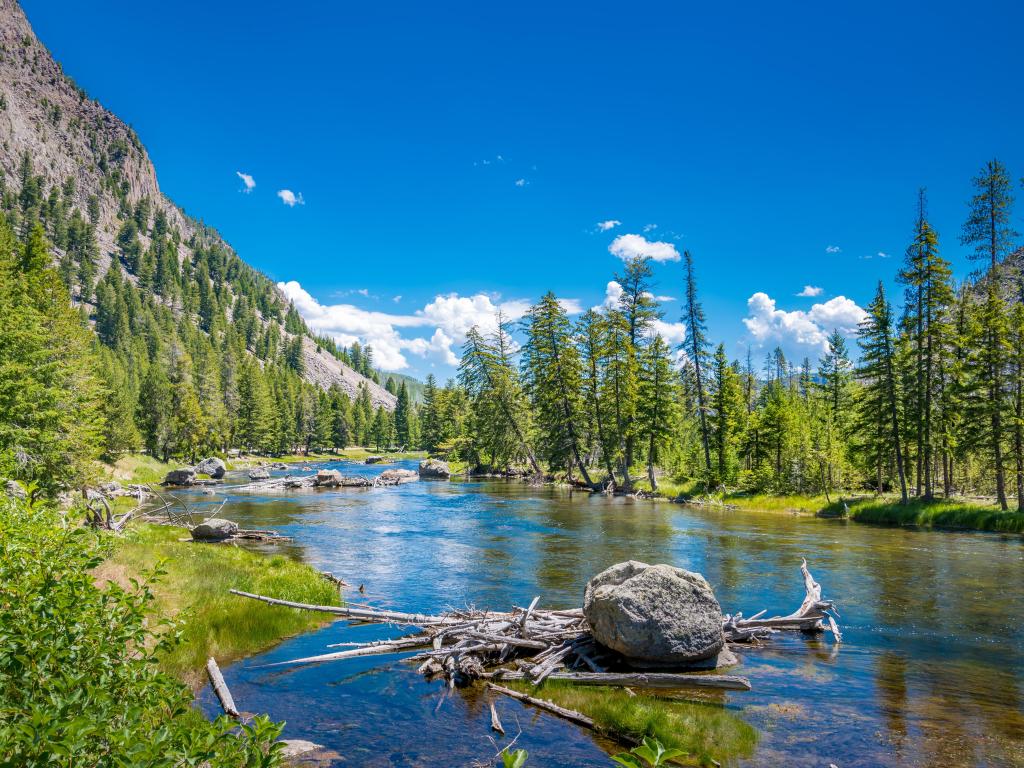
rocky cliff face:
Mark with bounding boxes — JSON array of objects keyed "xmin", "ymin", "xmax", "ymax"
[{"xmin": 0, "ymin": 0, "xmax": 395, "ymax": 410}]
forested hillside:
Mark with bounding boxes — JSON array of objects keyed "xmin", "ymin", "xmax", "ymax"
[{"xmin": 0, "ymin": 0, "xmax": 402, "ymax": 491}]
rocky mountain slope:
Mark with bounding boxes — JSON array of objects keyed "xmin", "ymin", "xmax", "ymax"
[{"xmin": 0, "ymin": 0, "xmax": 395, "ymax": 411}]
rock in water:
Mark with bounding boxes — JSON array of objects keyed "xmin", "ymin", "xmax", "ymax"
[
  {"xmin": 248, "ymin": 466, "xmax": 271, "ymax": 480},
  {"xmin": 340, "ymin": 475, "xmax": 372, "ymax": 487},
  {"xmin": 583, "ymin": 561, "xmax": 724, "ymax": 666},
  {"xmin": 375, "ymin": 468, "xmax": 418, "ymax": 485},
  {"xmin": 191, "ymin": 518, "xmax": 239, "ymax": 540},
  {"xmin": 163, "ymin": 468, "xmax": 196, "ymax": 486},
  {"xmin": 418, "ymin": 459, "xmax": 451, "ymax": 479},
  {"xmin": 315, "ymin": 469, "xmax": 343, "ymax": 487},
  {"xmin": 194, "ymin": 457, "xmax": 226, "ymax": 479},
  {"xmin": 365, "ymin": 456, "xmax": 387, "ymax": 464}
]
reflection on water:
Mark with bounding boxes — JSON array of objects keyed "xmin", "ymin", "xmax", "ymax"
[{"xmin": 182, "ymin": 459, "xmax": 1024, "ymax": 767}]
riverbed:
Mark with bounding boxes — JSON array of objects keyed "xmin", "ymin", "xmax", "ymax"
[{"xmin": 181, "ymin": 459, "xmax": 1024, "ymax": 767}]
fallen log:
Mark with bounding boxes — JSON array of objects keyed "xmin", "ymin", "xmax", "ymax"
[
  {"xmin": 259, "ymin": 634, "xmax": 430, "ymax": 668},
  {"xmin": 497, "ymin": 670, "xmax": 751, "ymax": 691},
  {"xmin": 487, "ymin": 683, "xmax": 596, "ymax": 730},
  {"xmin": 206, "ymin": 657, "xmax": 240, "ymax": 718},
  {"xmin": 489, "ymin": 699, "xmax": 505, "ymax": 735},
  {"xmin": 229, "ymin": 589, "xmax": 460, "ymax": 625}
]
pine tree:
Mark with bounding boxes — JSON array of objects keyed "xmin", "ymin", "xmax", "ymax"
[
  {"xmin": 522, "ymin": 292, "xmax": 593, "ymax": 485},
  {"xmin": 961, "ymin": 159, "xmax": 1018, "ymax": 274},
  {"xmin": 856, "ymin": 283, "xmax": 908, "ymax": 503},
  {"xmin": 394, "ymin": 381, "xmax": 411, "ymax": 449},
  {"xmin": 682, "ymin": 251, "xmax": 712, "ymax": 480},
  {"xmin": 576, "ymin": 309, "xmax": 617, "ymax": 483},
  {"xmin": 420, "ymin": 374, "xmax": 441, "ymax": 453},
  {"xmin": 708, "ymin": 344, "xmax": 742, "ymax": 485}
]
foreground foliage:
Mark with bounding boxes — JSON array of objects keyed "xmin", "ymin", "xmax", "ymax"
[{"xmin": 0, "ymin": 498, "xmax": 285, "ymax": 766}]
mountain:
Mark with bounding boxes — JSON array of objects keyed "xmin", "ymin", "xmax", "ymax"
[{"xmin": 0, "ymin": 0, "xmax": 395, "ymax": 412}]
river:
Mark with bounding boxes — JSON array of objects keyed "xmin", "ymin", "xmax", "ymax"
[{"xmin": 180, "ymin": 459, "xmax": 1024, "ymax": 767}]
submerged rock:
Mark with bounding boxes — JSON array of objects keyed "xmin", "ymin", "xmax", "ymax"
[
  {"xmin": 194, "ymin": 457, "xmax": 226, "ymax": 479},
  {"xmin": 163, "ymin": 468, "xmax": 196, "ymax": 486},
  {"xmin": 248, "ymin": 466, "xmax": 271, "ymax": 481},
  {"xmin": 375, "ymin": 468, "xmax": 418, "ymax": 486},
  {"xmin": 191, "ymin": 518, "xmax": 239, "ymax": 540},
  {"xmin": 583, "ymin": 560, "xmax": 724, "ymax": 667},
  {"xmin": 418, "ymin": 459, "xmax": 451, "ymax": 479}
]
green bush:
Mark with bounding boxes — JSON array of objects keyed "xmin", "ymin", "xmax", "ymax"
[{"xmin": 0, "ymin": 498, "xmax": 284, "ymax": 767}]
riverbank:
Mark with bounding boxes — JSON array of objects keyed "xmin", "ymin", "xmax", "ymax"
[
  {"xmin": 626, "ymin": 478, "xmax": 1024, "ymax": 533},
  {"xmin": 95, "ymin": 523, "xmax": 341, "ymax": 688}
]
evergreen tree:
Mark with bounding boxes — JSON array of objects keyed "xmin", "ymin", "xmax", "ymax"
[
  {"xmin": 636, "ymin": 335, "xmax": 677, "ymax": 490},
  {"xmin": 708, "ymin": 344, "xmax": 743, "ymax": 486},
  {"xmin": 682, "ymin": 250, "xmax": 713, "ymax": 479},
  {"xmin": 394, "ymin": 381, "xmax": 411, "ymax": 448}
]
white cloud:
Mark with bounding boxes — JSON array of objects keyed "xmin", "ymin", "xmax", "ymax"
[
  {"xmin": 742, "ymin": 292, "xmax": 867, "ymax": 354},
  {"xmin": 877, "ymin": 251, "xmax": 890, "ymax": 259},
  {"xmin": 643, "ymin": 223, "xmax": 658, "ymax": 233},
  {"xmin": 654, "ymin": 295, "xmax": 676, "ymax": 302},
  {"xmin": 392, "ymin": 295, "xmax": 402, "ymax": 303},
  {"xmin": 277, "ymin": 189, "xmax": 304, "ymax": 207},
  {"xmin": 797, "ymin": 285, "xmax": 823, "ymax": 297},
  {"xmin": 597, "ymin": 219, "xmax": 621, "ymax": 232},
  {"xmin": 557, "ymin": 298, "xmax": 584, "ymax": 315},
  {"xmin": 514, "ymin": 178, "xmax": 527, "ymax": 187},
  {"xmin": 609, "ymin": 233, "xmax": 680, "ymax": 263},
  {"xmin": 651, "ymin": 319, "xmax": 687, "ymax": 347},
  {"xmin": 597, "ymin": 280, "xmax": 624, "ymax": 310},
  {"xmin": 825, "ymin": 245, "xmax": 841, "ymax": 254},
  {"xmin": 236, "ymin": 171, "xmax": 255, "ymax": 192}
]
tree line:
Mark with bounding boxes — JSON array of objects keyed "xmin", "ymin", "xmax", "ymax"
[{"xmin": 415, "ymin": 160, "xmax": 1024, "ymax": 511}]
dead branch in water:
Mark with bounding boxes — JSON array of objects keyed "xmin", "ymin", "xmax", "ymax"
[{"xmin": 206, "ymin": 657, "xmax": 240, "ymax": 718}]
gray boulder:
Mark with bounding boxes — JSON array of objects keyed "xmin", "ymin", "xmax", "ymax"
[
  {"xmin": 248, "ymin": 466, "xmax": 271, "ymax": 481},
  {"xmin": 583, "ymin": 561, "xmax": 724, "ymax": 667},
  {"xmin": 375, "ymin": 468, "xmax": 418, "ymax": 486},
  {"xmin": 5, "ymin": 480, "xmax": 27, "ymax": 500},
  {"xmin": 191, "ymin": 518, "xmax": 239, "ymax": 540},
  {"xmin": 365, "ymin": 456, "xmax": 387, "ymax": 464},
  {"xmin": 340, "ymin": 475, "xmax": 371, "ymax": 487},
  {"xmin": 194, "ymin": 457, "xmax": 226, "ymax": 479},
  {"xmin": 315, "ymin": 469, "xmax": 343, "ymax": 487},
  {"xmin": 418, "ymin": 459, "xmax": 451, "ymax": 479},
  {"xmin": 163, "ymin": 468, "xmax": 196, "ymax": 486}
]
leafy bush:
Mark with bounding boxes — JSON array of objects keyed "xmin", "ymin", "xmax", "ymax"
[{"xmin": 0, "ymin": 498, "xmax": 284, "ymax": 766}]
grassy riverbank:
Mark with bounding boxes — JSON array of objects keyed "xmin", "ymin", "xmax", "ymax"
[
  {"xmin": 508, "ymin": 681, "xmax": 756, "ymax": 767},
  {"xmin": 95, "ymin": 523, "xmax": 340, "ymax": 688},
  {"xmin": 637, "ymin": 477, "xmax": 1024, "ymax": 533}
]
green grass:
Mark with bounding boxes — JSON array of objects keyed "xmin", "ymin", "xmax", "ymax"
[
  {"xmin": 106, "ymin": 454, "xmax": 178, "ymax": 484},
  {"xmin": 723, "ymin": 493, "xmax": 830, "ymax": 514},
  {"xmin": 96, "ymin": 523, "xmax": 340, "ymax": 687},
  {"xmin": 508, "ymin": 681, "xmax": 757, "ymax": 766},
  {"xmin": 827, "ymin": 495, "xmax": 1024, "ymax": 533}
]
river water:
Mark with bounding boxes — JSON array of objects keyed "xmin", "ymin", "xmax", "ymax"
[{"xmin": 183, "ymin": 459, "xmax": 1024, "ymax": 767}]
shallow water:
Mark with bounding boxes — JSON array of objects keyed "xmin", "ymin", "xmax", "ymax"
[{"xmin": 183, "ymin": 459, "xmax": 1024, "ymax": 767}]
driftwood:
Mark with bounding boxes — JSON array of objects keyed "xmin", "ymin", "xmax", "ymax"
[
  {"xmin": 722, "ymin": 559, "xmax": 841, "ymax": 643},
  {"xmin": 206, "ymin": 657, "xmax": 240, "ymax": 718},
  {"xmin": 487, "ymin": 683, "xmax": 596, "ymax": 730},
  {"xmin": 229, "ymin": 560, "xmax": 839, "ymax": 698}
]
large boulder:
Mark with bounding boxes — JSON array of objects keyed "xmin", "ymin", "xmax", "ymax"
[
  {"xmin": 418, "ymin": 459, "xmax": 451, "ymax": 479},
  {"xmin": 248, "ymin": 466, "xmax": 271, "ymax": 481},
  {"xmin": 194, "ymin": 457, "xmax": 226, "ymax": 479},
  {"xmin": 163, "ymin": 468, "xmax": 196, "ymax": 486},
  {"xmin": 375, "ymin": 468, "xmax": 418, "ymax": 486},
  {"xmin": 191, "ymin": 518, "xmax": 239, "ymax": 541},
  {"xmin": 365, "ymin": 456, "xmax": 388, "ymax": 464},
  {"xmin": 583, "ymin": 561, "xmax": 724, "ymax": 667},
  {"xmin": 315, "ymin": 469, "xmax": 343, "ymax": 487}
]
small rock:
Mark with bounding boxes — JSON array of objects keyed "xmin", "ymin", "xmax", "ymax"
[
  {"xmin": 194, "ymin": 457, "xmax": 226, "ymax": 479},
  {"xmin": 163, "ymin": 468, "xmax": 196, "ymax": 486},
  {"xmin": 375, "ymin": 468, "xmax": 418, "ymax": 486},
  {"xmin": 248, "ymin": 466, "xmax": 271, "ymax": 481},
  {"xmin": 418, "ymin": 459, "xmax": 451, "ymax": 479},
  {"xmin": 191, "ymin": 518, "xmax": 239, "ymax": 540},
  {"xmin": 340, "ymin": 475, "xmax": 371, "ymax": 487},
  {"xmin": 583, "ymin": 560, "xmax": 724, "ymax": 667},
  {"xmin": 271, "ymin": 462, "xmax": 289, "ymax": 470},
  {"xmin": 278, "ymin": 739, "xmax": 325, "ymax": 759},
  {"xmin": 365, "ymin": 456, "xmax": 387, "ymax": 464}
]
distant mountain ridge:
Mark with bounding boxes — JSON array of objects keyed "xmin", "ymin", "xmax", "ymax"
[{"xmin": 0, "ymin": 0, "xmax": 396, "ymax": 411}]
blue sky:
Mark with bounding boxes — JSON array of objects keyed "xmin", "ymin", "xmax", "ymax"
[{"xmin": 23, "ymin": 0, "xmax": 1024, "ymax": 378}]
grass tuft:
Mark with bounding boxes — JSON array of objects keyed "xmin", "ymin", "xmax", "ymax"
[
  {"xmin": 508, "ymin": 681, "xmax": 757, "ymax": 766},
  {"xmin": 826, "ymin": 496, "xmax": 1024, "ymax": 533}
]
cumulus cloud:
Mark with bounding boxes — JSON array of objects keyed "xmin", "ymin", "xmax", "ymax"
[
  {"xmin": 597, "ymin": 280, "xmax": 624, "ymax": 311},
  {"xmin": 609, "ymin": 233, "xmax": 680, "ymax": 263},
  {"xmin": 797, "ymin": 285, "xmax": 823, "ymax": 297},
  {"xmin": 597, "ymin": 220, "xmax": 621, "ymax": 232},
  {"xmin": 743, "ymin": 292, "xmax": 867, "ymax": 354},
  {"xmin": 277, "ymin": 189, "xmax": 304, "ymax": 207},
  {"xmin": 557, "ymin": 298, "xmax": 584, "ymax": 315},
  {"xmin": 236, "ymin": 171, "xmax": 255, "ymax": 192},
  {"xmin": 278, "ymin": 281, "xmax": 535, "ymax": 372},
  {"xmin": 825, "ymin": 245, "xmax": 841, "ymax": 254}
]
